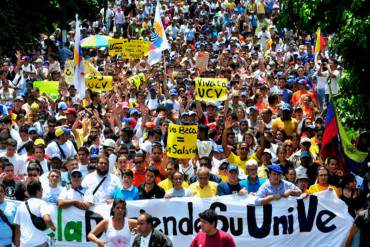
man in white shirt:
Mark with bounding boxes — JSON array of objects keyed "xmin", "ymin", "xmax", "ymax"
[
  {"xmin": 45, "ymin": 128, "xmax": 77, "ymax": 162},
  {"xmin": 14, "ymin": 180, "xmax": 56, "ymax": 247},
  {"xmin": 1, "ymin": 138, "xmax": 26, "ymax": 179},
  {"xmin": 41, "ymin": 169, "xmax": 62, "ymax": 203},
  {"xmin": 82, "ymin": 154, "xmax": 121, "ymax": 203}
]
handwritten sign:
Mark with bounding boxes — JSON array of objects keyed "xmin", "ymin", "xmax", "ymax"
[
  {"xmin": 128, "ymin": 73, "xmax": 146, "ymax": 89},
  {"xmin": 167, "ymin": 124, "xmax": 198, "ymax": 158},
  {"xmin": 85, "ymin": 73, "xmax": 113, "ymax": 92},
  {"xmin": 195, "ymin": 77, "xmax": 228, "ymax": 102},
  {"xmin": 108, "ymin": 38, "xmax": 128, "ymax": 56},
  {"xmin": 33, "ymin": 81, "xmax": 59, "ymax": 100},
  {"xmin": 122, "ymin": 40, "xmax": 150, "ymax": 59}
]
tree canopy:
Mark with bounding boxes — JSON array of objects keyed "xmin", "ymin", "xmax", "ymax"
[{"xmin": 278, "ymin": 0, "xmax": 370, "ymax": 130}]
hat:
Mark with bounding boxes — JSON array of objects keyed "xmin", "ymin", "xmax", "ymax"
[
  {"xmin": 56, "ymin": 115, "xmax": 67, "ymax": 121},
  {"xmin": 181, "ymin": 112, "xmax": 189, "ymax": 117},
  {"xmin": 268, "ymin": 164, "xmax": 283, "ymax": 174},
  {"xmin": 300, "ymin": 137, "xmax": 311, "ymax": 144},
  {"xmin": 70, "ymin": 168, "xmax": 82, "ymax": 176},
  {"xmin": 246, "ymin": 159, "xmax": 258, "ymax": 168},
  {"xmin": 15, "ymin": 96, "xmax": 24, "ymax": 101},
  {"xmin": 206, "ymin": 102, "xmax": 216, "ymax": 107},
  {"xmin": 164, "ymin": 101, "xmax": 174, "ymax": 110},
  {"xmin": 28, "ymin": 127, "xmax": 37, "ymax": 134},
  {"xmin": 55, "ymin": 128, "xmax": 65, "ymax": 137},
  {"xmin": 34, "ymin": 138, "xmax": 45, "ymax": 146},
  {"xmin": 263, "ymin": 149, "xmax": 273, "ymax": 156},
  {"xmin": 214, "ymin": 145, "xmax": 224, "ymax": 153},
  {"xmin": 300, "ymin": 151, "xmax": 312, "ymax": 159},
  {"xmin": 248, "ymin": 106, "xmax": 258, "ymax": 112},
  {"xmin": 296, "ymin": 173, "xmax": 309, "ymax": 180},
  {"xmin": 277, "ymin": 71, "xmax": 284, "ymax": 78},
  {"xmin": 122, "ymin": 102, "xmax": 129, "ymax": 109},
  {"xmin": 297, "ymin": 79, "xmax": 306, "ymax": 85},
  {"xmin": 58, "ymin": 102, "xmax": 68, "ymax": 110},
  {"xmin": 280, "ymin": 103, "xmax": 291, "ymax": 111},
  {"xmin": 241, "ymin": 92, "xmax": 247, "ymax": 97},
  {"xmin": 228, "ymin": 164, "xmax": 239, "ymax": 173},
  {"xmin": 315, "ymin": 116, "xmax": 324, "ymax": 123},
  {"xmin": 31, "ymin": 103, "xmax": 39, "ymax": 111},
  {"xmin": 103, "ymin": 138, "xmax": 116, "ymax": 149},
  {"xmin": 170, "ymin": 89, "xmax": 178, "ymax": 96},
  {"xmin": 149, "ymin": 87, "xmax": 156, "ymax": 93},
  {"xmin": 189, "ymin": 111, "xmax": 197, "ymax": 116},
  {"xmin": 90, "ymin": 153, "xmax": 99, "ymax": 159},
  {"xmin": 64, "ymin": 108, "xmax": 77, "ymax": 115}
]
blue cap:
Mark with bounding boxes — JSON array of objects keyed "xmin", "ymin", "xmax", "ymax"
[
  {"xmin": 90, "ymin": 153, "xmax": 99, "ymax": 159},
  {"xmin": 280, "ymin": 103, "xmax": 291, "ymax": 111},
  {"xmin": 58, "ymin": 102, "xmax": 68, "ymax": 110},
  {"xmin": 286, "ymin": 78, "xmax": 295, "ymax": 84},
  {"xmin": 6, "ymin": 102, "xmax": 13, "ymax": 110},
  {"xmin": 62, "ymin": 127, "xmax": 71, "ymax": 135},
  {"xmin": 300, "ymin": 151, "xmax": 312, "ymax": 159},
  {"xmin": 70, "ymin": 168, "xmax": 82, "ymax": 175},
  {"xmin": 149, "ymin": 87, "xmax": 156, "ymax": 93},
  {"xmin": 268, "ymin": 164, "xmax": 284, "ymax": 174},
  {"xmin": 28, "ymin": 127, "xmax": 37, "ymax": 134},
  {"xmin": 297, "ymin": 79, "xmax": 306, "ymax": 85},
  {"xmin": 276, "ymin": 71, "xmax": 284, "ymax": 78},
  {"xmin": 228, "ymin": 164, "xmax": 239, "ymax": 172},
  {"xmin": 128, "ymin": 108, "xmax": 140, "ymax": 115},
  {"xmin": 214, "ymin": 145, "xmax": 224, "ymax": 153},
  {"xmin": 90, "ymin": 146, "xmax": 99, "ymax": 155},
  {"xmin": 170, "ymin": 89, "xmax": 178, "ymax": 96},
  {"xmin": 241, "ymin": 92, "xmax": 247, "ymax": 97},
  {"xmin": 164, "ymin": 101, "xmax": 174, "ymax": 110}
]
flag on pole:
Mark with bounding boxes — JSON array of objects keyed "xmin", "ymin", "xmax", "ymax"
[
  {"xmin": 321, "ymin": 100, "xmax": 367, "ymax": 166},
  {"xmin": 148, "ymin": 1, "xmax": 170, "ymax": 65},
  {"xmin": 73, "ymin": 15, "xmax": 86, "ymax": 98}
]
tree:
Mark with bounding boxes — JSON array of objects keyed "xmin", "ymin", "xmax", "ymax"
[
  {"xmin": 278, "ymin": 0, "xmax": 370, "ymax": 130},
  {"xmin": 0, "ymin": 0, "xmax": 100, "ymax": 56}
]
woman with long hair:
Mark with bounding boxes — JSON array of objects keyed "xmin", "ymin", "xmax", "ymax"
[{"xmin": 88, "ymin": 199, "xmax": 137, "ymax": 247}]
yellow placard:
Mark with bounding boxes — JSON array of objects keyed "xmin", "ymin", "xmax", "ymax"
[
  {"xmin": 166, "ymin": 124, "xmax": 198, "ymax": 158},
  {"xmin": 85, "ymin": 75, "xmax": 113, "ymax": 92},
  {"xmin": 128, "ymin": 73, "xmax": 146, "ymax": 89},
  {"xmin": 122, "ymin": 40, "xmax": 150, "ymax": 59},
  {"xmin": 33, "ymin": 81, "xmax": 59, "ymax": 100},
  {"xmin": 64, "ymin": 60, "xmax": 74, "ymax": 84},
  {"xmin": 108, "ymin": 38, "xmax": 128, "ymax": 56},
  {"xmin": 195, "ymin": 77, "xmax": 228, "ymax": 102}
]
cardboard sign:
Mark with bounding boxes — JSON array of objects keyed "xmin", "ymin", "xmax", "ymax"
[
  {"xmin": 195, "ymin": 77, "xmax": 228, "ymax": 102},
  {"xmin": 85, "ymin": 75, "xmax": 113, "ymax": 92},
  {"xmin": 64, "ymin": 60, "xmax": 74, "ymax": 84},
  {"xmin": 195, "ymin": 51, "xmax": 209, "ymax": 71},
  {"xmin": 128, "ymin": 73, "xmax": 146, "ymax": 89},
  {"xmin": 167, "ymin": 124, "xmax": 198, "ymax": 158},
  {"xmin": 33, "ymin": 81, "xmax": 59, "ymax": 100},
  {"xmin": 122, "ymin": 40, "xmax": 150, "ymax": 59},
  {"xmin": 108, "ymin": 38, "xmax": 128, "ymax": 56}
]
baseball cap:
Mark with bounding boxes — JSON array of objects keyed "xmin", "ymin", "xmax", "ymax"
[
  {"xmin": 296, "ymin": 173, "xmax": 309, "ymax": 180},
  {"xmin": 70, "ymin": 168, "xmax": 82, "ymax": 176},
  {"xmin": 28, "ymin": 127, "xmax": 37, "ymax": 134},
  {"xmin": 280, "ymin": 103, "xmax": 291, "ymax": 111},
  {"xmin": 55, "ymin": 128, "xmax": 65, "ymax": 137},
  {"xmin": 268, "ymin": 164, "xmax": 283, "ymax": 174},
  {"xmin": 228, "ymin": 164, "xmax": 239, "ymax": 173},
  {"xmin": 297, "ymin": 79, "xmax": 306, "ymax": 85},
  {"xmin": 300, "ymin": 151, "xmax": 312, "ymax": 159},
  {"xmin": 214, "ymin": 145, "xmax": 224, "ymax": 153},
  {"xmin": 164, "ymin": 101, "xmax": 174, "ymax": 110},
  {"xmin": 170, "ymin": 89, "xmax": 178, "ymax": 96},
  {"xmin": 64, "ymin": 108, "xmax": 77, "ymax": 115},
  {"xmin": 34, "ymin": 138, "xmax": 45, "ymax": 146},
  {"xmin": 31, "ymin": 103, "xmax": 39, "ymax": 111},
  {"xmin": 56, "ymin": 115, "xmax": 67, "ymax": 121},
  {"xmin": 15, "ymin": 96, "xmax": 24, "ymax": 101},
  {"xmin": 300, "ymin": 137, "xmax": 311, "ymax": 144},
  {"xmin": 103, "ymin": 138, "xmax": 116, "ymax": 149},
  {"xmin": 122, "ymin": 102, "xmax": 129, "ymax": 109},
  {"xmin": 58, "ymin": 102, "xmax": 68, "ymax": 110}
]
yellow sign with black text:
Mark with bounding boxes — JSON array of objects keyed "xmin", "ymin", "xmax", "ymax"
[
  {"xmin": 122, "ymin": 40, "xmax": 150, "ymax": 59},
  {"xmin": 108, "ymin": 38, "xmax": 128, "ymax": 56},
  {"xmin": 167, "ymin": 124, "xmax": 198, "ymax": 158},
  {"xmin": 195, "ymin": 77, "xmax": 228, "ymax": 102},
  {"xmin": 128, "ymin": 73, "xmax": 146, "ymax": 89},
  {"xmin": 85, "ymin": 75, "xmax": 113, "ymax": 92}
]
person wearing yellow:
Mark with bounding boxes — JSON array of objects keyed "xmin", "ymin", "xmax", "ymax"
[
  {"xmin": 188, "ymin": 167, "xmax": 218, "ymax": 198},
  {"xmin": 307, "ymin": 166, "xmax": 340, "ymax": 196},
  {"xmin": 272, "ymin": 104, "xmax": 298, "ymax": 137},
  {"xmin": 257, "ymin": 149, "xmax": 273, "ymax": 179},
  {"xmin": 158, "ymin": 160, "xmax": 189, "ymax": 192}
]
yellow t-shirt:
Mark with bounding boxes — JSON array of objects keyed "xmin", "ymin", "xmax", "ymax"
[
  {"xmin": 227, "ymin": 152, "xmax": 247, "ymax": 173},
  {"xmin": 188, "ymin": 181, "xmax": 218, "ymax": 198},
  {"xmin": 158, "ymin": 178, "xmax": 189, "ymax": 192},
  {"xmin": 257, "ymin": 164, "xmax": 269, "ymax": 179},
  {"xmin": 272, "ymin": 118, "xmax": 298, "ymax": 136},
  {"xmin": 307, "ymin": 184, "xmax": 340, "ymax": 196}
]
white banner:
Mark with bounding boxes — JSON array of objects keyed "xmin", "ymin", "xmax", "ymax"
[{"xmin": 12, "ymin": 190, "xmax": 353, "ymax": 247}]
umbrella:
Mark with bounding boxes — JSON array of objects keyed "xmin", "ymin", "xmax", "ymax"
[{"xmin": 80, "ymin": 35, "xmax": 111, "ymax": 48}]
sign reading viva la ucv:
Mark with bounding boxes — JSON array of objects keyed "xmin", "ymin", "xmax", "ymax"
[{"xmin": 53, "ymin": 195, "xmax": 344, "ymax": 243}]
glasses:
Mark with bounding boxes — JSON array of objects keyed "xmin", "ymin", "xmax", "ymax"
[{"xmin": 28, "ymin": 173, "xmax": 38, "ymax": 177}]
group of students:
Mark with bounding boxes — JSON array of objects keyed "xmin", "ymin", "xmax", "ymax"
[{"xmin": 0, "ymin": 0, "xmax": 370, "ymax": 246}]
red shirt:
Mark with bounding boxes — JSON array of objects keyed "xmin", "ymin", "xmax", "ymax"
[
  {"xmin": 132, "ymin": 168, "xmax": 160, "ymax": 187},
  {"xmin": 190, "ymin": 230, "xmax": 236, "ymax": 247}
]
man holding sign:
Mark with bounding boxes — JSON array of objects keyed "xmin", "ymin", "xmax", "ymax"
[
  {"xmin": 166, "ymin": 123, "xmax": 198, "ymax": 159},
  {"xmin": 195, "ymin": 77, "xmax": 228, "ymax": 102}
]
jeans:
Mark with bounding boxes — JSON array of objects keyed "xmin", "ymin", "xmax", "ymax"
[{"xmin": 317, "ymin": 88, "xmax": 325, "ymax": 111}]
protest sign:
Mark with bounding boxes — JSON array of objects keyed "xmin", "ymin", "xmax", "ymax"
[
  {"xmin": 64, "ymin": 60, "xmax": 74, "ymax": 84},
  {"xmin": 33, "ymin": 81, "xmax": 59, "ymax": 100},
  {"xmin": 85, "ymin": 76, "xmax": 113, "ymax": 92},
  {"xmin": 166, "ymin": 124, "xmax": 198, "ymax": 158},
  {"xmin": 128, "ymin": 73, "xmax": 146, "ymax": 89},
  {"xmin": 195, "ymin": 77, "xmax": 228, "ymax": 102},
  {"xmin": 10, "ymin": 190, "xmax": 352, "ymax": 247},
  {"xmin": 122, "ymin": 40, "xmax": 150, "ymax": 59},
  {"xmin": 195, "ymin": 51, "xmax": 209, "ymax": 71},
  {"xmin": 108, "ymin": 38, "xmax": 128, "ymax": 56}
]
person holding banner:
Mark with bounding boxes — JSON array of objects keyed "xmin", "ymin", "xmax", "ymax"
[
  {"xmin": 88, "ymin": 199, "xmax": 137, "ymax": 247},
  {"xmin": 188, "ymin": 167, "xmax": 218, "ymax": 198},
  {"xmin": 190, "ymin": 209, "xmax": 236, "ymax": 247}
]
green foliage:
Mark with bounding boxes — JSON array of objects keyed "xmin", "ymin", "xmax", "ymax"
[
  {"xmin": 0, "ymin": 0, "xmax": 100, "ymax": 56},
  {"xmin": 279, "ymin": 0, "xmax": 370, "ymax": 130}
]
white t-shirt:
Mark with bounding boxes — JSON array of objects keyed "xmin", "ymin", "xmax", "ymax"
[
  {"xmin": 41, "ymin": 183, "xmax": 62, "ymax": 203},
  {"xmin": 13, "ymin": 198, "xmax": 50, "ymax": 246},
  {"xmin": 0, "ymin": 152, "xmax": 26, "ymax": 176},
  {"xmin": 82, "ymin": 172, "xmax": 121, "ymax": 203},
  {"xmin": 45, "ymin": 140, "xmax": 77, "ymax": 160},
  {"xmin": 58, "ymin": 186, "xmax": 92, "ymax": 202}
]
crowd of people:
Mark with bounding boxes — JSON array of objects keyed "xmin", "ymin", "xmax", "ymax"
[{"xmin": 0, "ymin": 0, "xmax": 369, "ymax": 246}]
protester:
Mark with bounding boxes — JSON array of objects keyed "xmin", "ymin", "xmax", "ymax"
[
  {"xmin": 0, "ymin": 183, "xmax": 17, "ymax": 247},
  {"xmin": 132, "ymin": 212, "xmax": 173, "ymax": 247},
  {"xmin": 113, "ymin": 169, "xmax": 139, "ymax": 201},
  {"xmin": 307, "ymin": 166, "xmax": 340, "ymax": 196},
  {"xmin": 188, "ymin": 167, "xmax": 218, "ymax": 198},
  {"xmin": 88, "ymin": 199, "xmax": 137, "ymax": 247},
  {"xmin": 164, "ymin": 171, "xmax": 192, "ymax": 198},
  {"xmin": 190, "ymin": 209, "xmax": 236, "ymax": 247}
]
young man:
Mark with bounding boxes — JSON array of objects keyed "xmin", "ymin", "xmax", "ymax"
[
  {"xmin": 0, "ymin": 161, "xmax": 26, "ymax": 201},
  {"xmin": 217, "ymin": 164, "xmax": 247, "ymax": 196},
  {"xmin": 190, "ymin": 209, "xmax": 236, "ymax": 247}
]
